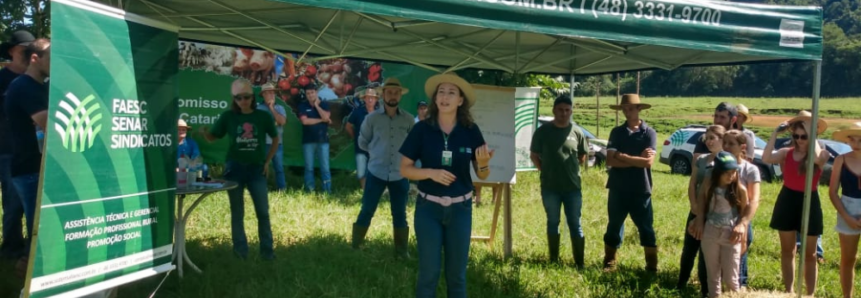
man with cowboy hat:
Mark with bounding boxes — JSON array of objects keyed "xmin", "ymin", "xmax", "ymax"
[
  {"xmin": 177, "ymin": 118, "xmax": 208, "ymax": 179},
  {"xmin": 603, "ymin": 94, "xmax": 659, "ymax": 272},
  {"xmin": 0, "ymin": 30, "xmax": 34, "ymax": 258},
  {"xmin": 346, "ymin": 85, "xmax": 380, "ymax": 189},
  {"xmin": 694, "ymin": 102, "xmax": 754, "ymax": 162},
  {"xmin": 735, "ymin": 103, "xmax": 757, "ymax": 161},
  {"xmin": 298, "ymin": 82, "xmax": 333, "ymax": 194},
  {"xmin": 257, "ymin": 82, "xmax": 288, "ymax": 191},
  {"xmin": 350, "ymin": 77, "xmax": 414, "ymax": 259}
]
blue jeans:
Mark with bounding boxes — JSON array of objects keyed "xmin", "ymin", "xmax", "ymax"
[
  {"xmin": 12, "ymin": 173, "xmax": 39, "ymax": 244},
  {"xmin": 224, "ymin": 162, "xmax": 273, "ymax": 258},
  {"xmin": 302, "ymin": 143, "xmax": 331, "ymax": 193},
  {"xmin": 354, "ymin": 174, "xmax": 409, "ymax": 228},
  {"xmin": 0, "ymin": 155, "xmax": 25, "ymax": 256},
  {"xmin": 796, "ymin": 233, "xmax": 824, "ymax": 258},
  {"xmin": 414, "ymin": 195, "xmax": 472, "ymax": 298},
  {"xmin": 267, "ymin": 143, "xmax": 286, "ymax": 190},
  {"xmin": 740, "ymin": 223, "xmax": 754, "ymax": 287},
  {"xmin": 541, "ymin": 188, "xmax": 583, "ymax": 238},
  {"xmin": 603, "ymin": 190, "xmax": 656, "ymax": 248},
  {"xmin": 355, "ymin": 153, "xmax": 368, "ymax": 180}
]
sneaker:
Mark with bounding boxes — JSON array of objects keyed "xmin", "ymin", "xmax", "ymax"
[{"xmin": 262, "ymin": 253, "xmax": 277, "ymax": 261}]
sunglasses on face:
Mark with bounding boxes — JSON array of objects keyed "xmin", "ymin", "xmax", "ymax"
[
  {"xmin": 792, "ymin": 134, "xmax": 808, "ymax": 140},
  {"xmin": 233, "ymin": 94, "xmax": 254, "ymax": 101}
]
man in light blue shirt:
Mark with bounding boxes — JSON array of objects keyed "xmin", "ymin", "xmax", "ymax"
[
  {"xmin": 350, "ymin": 77, "xmax": 414, "ymax": 259},
  {"xmin": 257, "ymin": 82, "xmax": 288, "ymax": 190}
]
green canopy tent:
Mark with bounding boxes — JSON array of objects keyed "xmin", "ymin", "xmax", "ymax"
[{"xmin": 97, "ymin": 0, "xmax": 824, "ymax": 293}]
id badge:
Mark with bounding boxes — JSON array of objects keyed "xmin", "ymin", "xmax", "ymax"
[{"xmin": 442, "ymin": 150, "xmax": 453, "ymax": 166}]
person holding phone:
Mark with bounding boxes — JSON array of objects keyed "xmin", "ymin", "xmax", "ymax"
[{"xmin": 762, "ymin": 111, "xmax": 829, "ymax": 295}]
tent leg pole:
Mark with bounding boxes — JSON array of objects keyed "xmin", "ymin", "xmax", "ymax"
[
  {"xmin": 797, "ymin": 60, "xmax": 822, "ymax": 298},
  {"xmin": 569, "ymin": 72, "xmax": 575, "ymax": 103}
]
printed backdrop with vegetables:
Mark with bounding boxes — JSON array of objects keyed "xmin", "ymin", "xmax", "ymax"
[{"xmin": 177, "ymin": 41, "xmax": 437, "ymax": 170}]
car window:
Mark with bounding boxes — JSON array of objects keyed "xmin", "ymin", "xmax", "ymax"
[
  {"xmin": 754, "ymin": 137, "xmax": 766, "ymax": 149},
  {"xmin": 575, "ymin": 124, "xmax": 597, "ymax": 139},
  {"xmin": 686, "ymin": 132, "xmax": 704, "ymax": 145}
]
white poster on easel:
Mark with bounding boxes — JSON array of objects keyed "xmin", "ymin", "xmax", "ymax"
[
  {"xmin": 514, "ymin": 87, "xmax": 540, "ymax": 172},
  {"xmin": 470, "ymin": 85, "xmax": 516, "ymax": 184}
]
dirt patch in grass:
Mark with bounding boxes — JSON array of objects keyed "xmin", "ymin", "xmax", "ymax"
[{"xmin": 661, "ymin": 114, "xmax": 860, "ymax": 130}]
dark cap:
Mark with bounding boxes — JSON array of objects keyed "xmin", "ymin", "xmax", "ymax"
[
  {"xmin": 302, "ymin": 82, "xmax": 319, "ymax": 91},
  {"xmin": 716, "ymin": 102, "xmax": 738, "ymax": 117},
  {"xmin": 1, "ymin": 31, "xmax": 36, "ymax": 60},
  {"xmin": 714, "ymin": 151, "xmax": 740, "ymax": 172},
  {"xmin": 553, "ymin": 94, "xmax": 573, "ymax": 107},
  {"xmin": 417, "ymin": 100, "xmax": 428, "ymax": 107}
]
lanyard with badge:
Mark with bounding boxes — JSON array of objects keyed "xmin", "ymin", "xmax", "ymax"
[{"xmin": 442, "ymin": 131, "xmax": 453, "ymax": 166}]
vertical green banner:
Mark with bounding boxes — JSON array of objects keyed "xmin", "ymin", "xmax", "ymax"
[{"xmin": 25, "ymin": 1, "xmax": 178, "ymax": 297}]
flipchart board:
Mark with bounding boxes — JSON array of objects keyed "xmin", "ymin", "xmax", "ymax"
[{"xmin": 470, "ymin": 85, "xmax": 516, "ymax": 184}]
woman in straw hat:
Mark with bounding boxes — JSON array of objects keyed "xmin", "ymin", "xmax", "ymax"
[
  {"xmin": 827, "ymin": 122, "xmax": 861, "ymax": 298},
  {"xmin": 762, "ymin": 110, "xmax": 830, "ymax": 295},
  {"xmin": 399, "ymin": 73, "xmax": 493, "ymax": 298}
]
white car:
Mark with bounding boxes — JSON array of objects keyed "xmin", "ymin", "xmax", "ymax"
[
  {"xmin": 537, "ymin": 116, "xmax": 607, "ymax": 167},
  {"xmin": 659, "ymin": 125, "xmax": 781, "ymax": 181}
]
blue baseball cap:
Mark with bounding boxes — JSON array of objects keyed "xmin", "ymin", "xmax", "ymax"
[{"xmin": 714, "ymin": 151, "xmax": 739, "ymax": 172}]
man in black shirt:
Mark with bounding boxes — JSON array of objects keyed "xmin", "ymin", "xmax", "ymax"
[
  {"xmin": 0, "ymin": 30, "xmax": 34, "ymax": 259},
  {"xmin": 4, "ymin": 39, "xmax": 50, "ymax": 253},
  {"xmin": 603, "ymin": 94, "xmax": 658, "ymax": 272}
]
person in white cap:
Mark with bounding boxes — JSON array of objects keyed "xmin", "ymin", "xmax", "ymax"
[
  {"xmin": 257, "ymin": 82, "xmax": 287, "ymax": 191},
  {"xmin": 346, "ymin": 86, "xmax": 379, "ymax": 189}
]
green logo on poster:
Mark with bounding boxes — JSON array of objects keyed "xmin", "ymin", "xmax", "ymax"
[{"xmin": 54, "ymin": 92, "xmax": 104, "ymax": 152}]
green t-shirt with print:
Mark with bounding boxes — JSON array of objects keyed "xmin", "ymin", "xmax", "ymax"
[
  {"xmin": 210, "ymin": 110, "xmax": 278, "ymax": 165},
  {"xmin": 530, "ymin": 123, "xmax": 588, "ymax": 191}
]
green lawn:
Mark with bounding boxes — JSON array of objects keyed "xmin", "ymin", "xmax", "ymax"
[
  {"xmin": 545, "ymin": 96, "xmax": 861, "ymax": 139},
  {"xmin": 2, "ymin": 163, "xmax": 850, "ymax": 298},
  {"xmin": 2, "ymin": 96, "xmax": 860, "ymax": 297}
]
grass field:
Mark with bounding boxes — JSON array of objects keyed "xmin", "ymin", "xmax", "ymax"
[
  {"xmin": 1, "ymin": 97, "xmax": 859, "ymax": 297},
  {"xmin": 557, "ymin": 96, "xmax": 861, "ymax": 140}
]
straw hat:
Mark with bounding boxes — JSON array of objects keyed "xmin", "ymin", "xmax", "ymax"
[
  {"xmin": 786, "ymin": 110, "xmax": 827, "ymax": 134},
  {"xmin": 833, "ymin": 122, "xmax": 861, "ymax": 143},
  {"xmin": 355, "ymin": 86, "xmax": 380, "ymax": 98},
  {"xmin": 178, "ymin": 119, "xmax": 191, "ymax": 129},
  {"xmin": 424, "ymin": 73, "xmax": 476, "ymax": 108},
  {"xmin": 737, "ymin": 104, "xmax": 753, "ymax": 124},
  {"xmin": 261, "ymin": 82, "xmax": 277, "ymax": 92},
  {"xmin": 382, "ymin": 77, "xmax": 409, "ymax": 95},
  {"xmin": 609, "ymin": 94, "xmax": 651, "ymax": 110}
]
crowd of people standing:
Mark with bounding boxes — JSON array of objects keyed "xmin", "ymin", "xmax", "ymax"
[{"xmin": 2, "ymin": 30, "xmax": 861, "ymax": 298}]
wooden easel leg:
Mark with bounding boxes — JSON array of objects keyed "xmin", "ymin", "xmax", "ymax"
[
  {"xmin": 487, "ymin": 186, "xmax": 503, "ymax": 249},
  {"xmin": 503, "ymin": 184, "xmax": 513, "ymax": 259}
]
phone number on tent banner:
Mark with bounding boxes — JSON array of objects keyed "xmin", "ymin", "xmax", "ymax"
[{"xmin": 578, "ymin": 0, "xmax": 722, "ymax": 26}]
